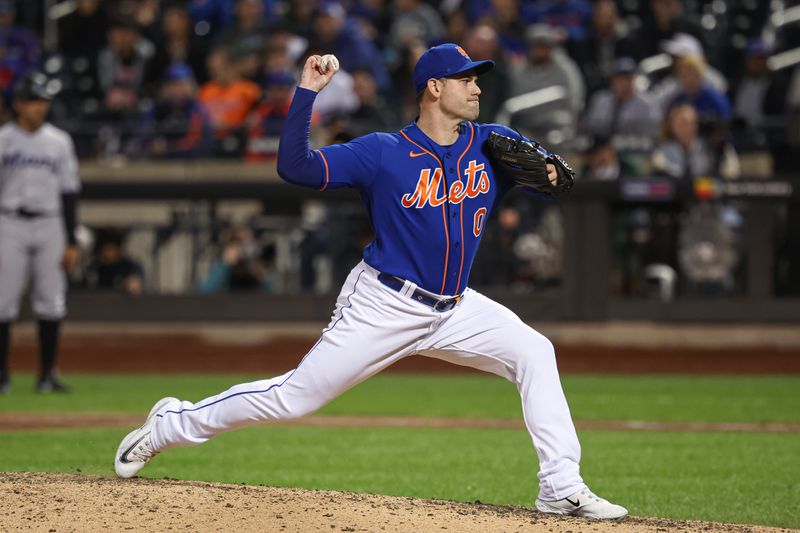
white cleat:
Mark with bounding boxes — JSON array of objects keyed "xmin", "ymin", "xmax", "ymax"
[
  {"xmin": 114, "ymin": 396, "xmax": 180, "ymax": 478},
  {"xmin": 535, "ymin": 487, "xmax": 628, "ymax": 520}
]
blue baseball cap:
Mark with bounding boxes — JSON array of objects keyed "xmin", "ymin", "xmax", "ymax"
[
  {"xmin": 745, "ymin": 39, "xmax": 773, "ymax": 57},
  {"xmin": 164, "ymin": 62, "xmax": 195, "ymax": 82},
  {"xmin": 612, "ymin": 57, "xmax": 637, "ymax": 75},
  {"xmin": 412, "ymin": 43, "xmax": 494, "ymax": 95}
]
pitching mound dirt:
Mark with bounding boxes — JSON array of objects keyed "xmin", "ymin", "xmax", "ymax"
[{"xmin": 0, "ymin": 473, "xmax": 789, "ymax": 532}]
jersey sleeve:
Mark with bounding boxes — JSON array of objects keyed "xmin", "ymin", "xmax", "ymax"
[
  {"xmin": 277, "ymin": 88, "xmax": 382, "ymax": 191},
  {"xmin": 58, "ymin": 132, "xmax": 81, "ymax": 193},
  {"xmin": 315, "ymin": 133, "xmax": 382, "ymax": 191}
]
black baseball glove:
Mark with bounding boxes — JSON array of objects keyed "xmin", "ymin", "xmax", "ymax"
[{"xmin": 487, "ymin": 131, "xmax": 574, "ymax": 196}]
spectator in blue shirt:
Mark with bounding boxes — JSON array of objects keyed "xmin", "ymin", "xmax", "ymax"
[
  {"xmin": 0, "ymin": 0, "xmax": 40, "ymax": 101},
  {"xmin": 523, "ymin": 0, "xmax": 593, "ymax": 43},
  {"xmin": 187, "ymin": 0, "xmax": 280, "ymax": 39},
  {"xmin": 134, "ymin": 62, "xmax": 213, "ymax": 158},
  {"xmin": 668, "ymin": 54, "xmax": 731, "ymax": 129},
  {"xmin": 469, "ymin": 0, "xmax": 526, "ymax": 56}
]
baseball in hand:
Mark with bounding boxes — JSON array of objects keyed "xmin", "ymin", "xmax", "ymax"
[{"xmin": 320, "ymin": 54, "xmax": 340, "ymax": 73}]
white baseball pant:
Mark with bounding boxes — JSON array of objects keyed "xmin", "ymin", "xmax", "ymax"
[
  {"xmin": 151, "ymin": 261, "xmax": 585, "ymax": 500},
  {"xmin": 0, "ymin": 214, "xmax": 67, "ymax": 321}
]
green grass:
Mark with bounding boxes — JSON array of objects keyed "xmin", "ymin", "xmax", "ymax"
[
  {"xmin": 1, "ymin": 373, "xmax": 799, "ymax": 527},
  {"xmin": 2, "ymin": 425, "xmax": 798, "ymax": 528},
  {"xmin": 1, "ymin": 373, "xmax": 798, "ymax": 423}
]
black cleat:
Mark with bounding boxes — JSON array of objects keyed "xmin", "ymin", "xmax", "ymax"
[
  {"xmin": 36, "ymin": 373, "xmax": 70, "ymax": 394},
  {"xmin": 0, "ymin": 378, "xmax": 9, "ymax": 395}
]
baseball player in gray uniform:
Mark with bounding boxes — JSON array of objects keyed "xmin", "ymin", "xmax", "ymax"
[{"xmin": 0, "ymin": 71, "xmax": 80, "ymax": 394}]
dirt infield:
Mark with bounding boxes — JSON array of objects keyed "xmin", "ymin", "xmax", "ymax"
[
  {"xmin": 0, "ymin": 473, "xmax": 790, "ymax": 533},
  {"xmin": 7, "ymin": 330, "xmax": 800, "ymax": 375}
]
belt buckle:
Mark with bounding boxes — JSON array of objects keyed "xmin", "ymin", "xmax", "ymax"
[{"xmin": 433, "ymin": 295, "xmax": 461, "ymax": 312}]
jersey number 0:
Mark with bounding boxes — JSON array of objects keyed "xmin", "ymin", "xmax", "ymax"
[{"xmin": 473, "ymin": 207, "xmax": 487, "ymax": 237}]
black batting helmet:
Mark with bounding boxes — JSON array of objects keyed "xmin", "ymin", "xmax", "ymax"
[{"xmin": 14, "ymin": 71, "xmax": 55, "ymax": 101}]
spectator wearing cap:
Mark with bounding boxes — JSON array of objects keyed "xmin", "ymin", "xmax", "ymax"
[
  {"xmin": 389, "ymin": 0, "xmax": 445, "ymax": 49},
  {"xmin": 504, "ymin": 24, "xmax": 585, "ymax": 148},
  {"xmin": 649, "ymin": 33, "xmax": 727, "ymax": 108},
  {"xmin": 463, "ymin": 23, "xmax": 509, "ymax": 124},
  {"xmin": 246, "ymin": 70, "xmax": 317, "ymax": 161},
  {"xmin": 568, "ymin": 0, "xmax": 628, "ymax": 96},
  {"xmin": 523, "ymin": 0, "xmax": 593, "ymax": 43},
  {"xmin": 582, "ymin": 57, "xmax": 662, "ymax": 151},
  {"xmin": 309, "ymin": 2, "xmax": 389, "ymax": 91},
  {"xmin": 198, "ymin": 46, "xmax": 261, "ymax": 154},
  {"xmin": 134, "ymin": 63, "xmax": 213, "ymax": 159},
  {"xmin": 155, "ymin": 3, "xmax": 210, "ymax": 85},
  {"xmin": 0, "ymin": 0, "xmax": 40, "ymax": 100},
  {"xmin": 730, "ymin": 40, "xmax": 788, "ymax": 144}
]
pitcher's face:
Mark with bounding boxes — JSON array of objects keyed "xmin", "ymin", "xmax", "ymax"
[{"xmin": 437, "ymin": 72, "xmax": 481, "ymax": 122}]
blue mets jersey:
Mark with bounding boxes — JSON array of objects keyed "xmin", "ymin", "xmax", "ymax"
[{"xmin": 278, "ymin": 87, "xmax": 533, "ymax": 296}]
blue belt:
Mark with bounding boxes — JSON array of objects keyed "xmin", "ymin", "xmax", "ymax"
[{"xmin": 377, "ymin": 273, "xmax": 462, "ymax": 312}]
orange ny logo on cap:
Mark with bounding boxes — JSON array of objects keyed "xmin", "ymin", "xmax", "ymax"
[{"xmin": 455, "ymin": 46, "xmax": 471, "ymax": 60}]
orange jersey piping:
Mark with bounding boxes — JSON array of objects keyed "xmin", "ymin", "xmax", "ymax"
[
  {"xmin": 316, "ymin": 149, "xmax": 330, "ymax": 191},
  {"xmin": 400, "ymin": 130, "xmax": 449, "ymax": 295},
  {"xmin": 454, "ymin": 122, "xmax": 474, "ymax": 293}
]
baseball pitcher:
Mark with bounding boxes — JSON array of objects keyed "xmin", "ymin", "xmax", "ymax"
[{"xmin": 115, "ymin": 44, "xmax": 627, "ymax": 520}]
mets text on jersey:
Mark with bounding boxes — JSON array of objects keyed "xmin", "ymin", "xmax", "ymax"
[{"xmin": 401, "ymin": 160, "xmax": 490, "ymax": 209}]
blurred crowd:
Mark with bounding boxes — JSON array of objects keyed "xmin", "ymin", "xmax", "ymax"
[
  {"xmin": 0, "ymin": 0, "xmax": 797, "ymax": 174},
  {"xmin": 2, "ymin": 0, "xmax": 797, "ymax": 297}
]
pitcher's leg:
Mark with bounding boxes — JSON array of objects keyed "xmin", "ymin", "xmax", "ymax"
[
  {"xmin": 151, "ymin": 332, "xmax": 410, "ymax": 450},
  {"xmin": 421, "ymin": 289, "xmax": 583, "ymax": 501},
  {"xmin": 151, "ymin": 266, "xmax": 430, "ymax": 451}
]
